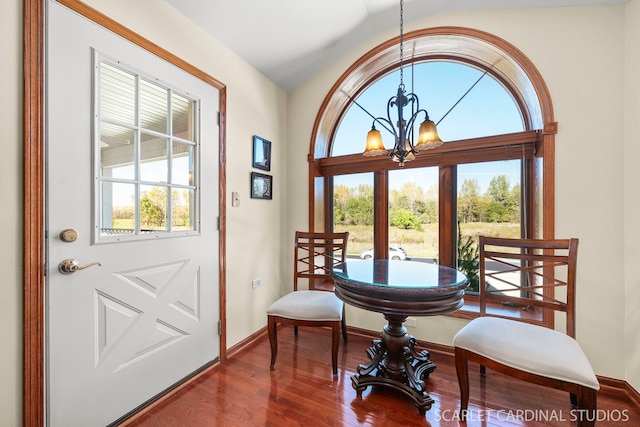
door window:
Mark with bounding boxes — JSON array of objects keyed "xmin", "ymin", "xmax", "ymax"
[{"xmin": 96, "ymin": 59, "xmax": 199, "ymax": 242}]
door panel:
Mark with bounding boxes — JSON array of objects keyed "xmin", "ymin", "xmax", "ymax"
[{"xmin": 46, "ymin": 2, "xmax": 220, "ymax": 426}]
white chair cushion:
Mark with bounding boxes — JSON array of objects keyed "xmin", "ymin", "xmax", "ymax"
[
  {"xmin": 453, "ymin": 316, "xmax": 599, "ymax": 390},
  {"xmin": 267, "ymin": 290, "xmax": 343, "ymax": 322}
]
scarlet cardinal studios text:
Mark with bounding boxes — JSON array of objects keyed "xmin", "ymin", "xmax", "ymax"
[{"xmin": 435, "ymin": 409, "xmax": 630, "ymax": 423}]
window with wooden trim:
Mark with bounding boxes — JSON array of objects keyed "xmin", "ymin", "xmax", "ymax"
[{"xmin": 309, "ymin": 28, "xmax": 556, "ymax": 322}]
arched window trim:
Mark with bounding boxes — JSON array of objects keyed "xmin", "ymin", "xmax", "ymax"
[
  {"xmin": 307, "ymin": 27, "xmax": 557, "ymax": 321},
  {"xmin": 310, "ymin": 26, "xmax": 554, "ymax": 160}
]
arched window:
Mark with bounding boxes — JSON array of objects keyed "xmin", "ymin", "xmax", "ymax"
[
  {"xmin": 308, "ymin": 27, "xmax": 557, "ymax": 318},
  {"xmin": 332, "ymin": 61, "xmax": 524, "ymax": 156}
]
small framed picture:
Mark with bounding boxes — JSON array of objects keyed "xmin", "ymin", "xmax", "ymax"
[
  {"xmin": 250, "ymin": 172, "xmax": 272, "ymax": 200},
  {"xmin": 252, "ymin": 135, "xmax": 271, "ymax": 171}
]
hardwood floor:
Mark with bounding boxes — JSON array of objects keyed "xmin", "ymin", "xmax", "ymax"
[{"xmin": 124, "ymin": 327, "xmax": 639, "ymax": 426}]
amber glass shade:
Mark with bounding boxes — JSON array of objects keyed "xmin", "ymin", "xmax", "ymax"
[
  {"xmin": 414, "ymin": 119, "xmax": 443, "ymax": 151},
  {"xmin": 363, "ymin": 128, "xmax": 387, "ymax": 157}
]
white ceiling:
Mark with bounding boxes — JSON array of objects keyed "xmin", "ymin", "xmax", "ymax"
[{"xmin": 164, "ymin": 0, "xmax": 627, "ymax": 91}]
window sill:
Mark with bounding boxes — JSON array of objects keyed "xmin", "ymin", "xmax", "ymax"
[{"xmin": 448, "ymin": 294, "xmax": 543, "ymax": 323}]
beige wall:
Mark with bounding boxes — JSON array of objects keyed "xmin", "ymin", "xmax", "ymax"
[
  {"xmin": 625, "ymin": 0, "xmax": 640, "ymax": 394},
  {"xmin": 288, "ymin": 3, "xmax": 631, "ymax": 382},
  {"xmin": 2, "ymin": 1, "xmax": 23, "ymax": 425}
]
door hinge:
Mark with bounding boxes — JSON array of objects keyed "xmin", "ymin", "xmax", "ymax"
[
  {"xmin": 217, "ymin": 216, "xmax": 220, "ymax": 230},
  {"xmin": 217, "ymin": 111, "xmax": 221, "ymax": 125},
  {"xmin": 218, "ymin": 320, "xmax": 222, "ymax": 336}
]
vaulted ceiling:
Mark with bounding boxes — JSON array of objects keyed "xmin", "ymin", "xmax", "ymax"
[{"xmin": 165, "ymin": 0, "xmax": 628, "ymax": 91}]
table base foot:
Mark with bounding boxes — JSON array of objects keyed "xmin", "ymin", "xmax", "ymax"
[
  {"xmin": 351, "ymin": 336, "xmax": 436, "ymax": 413},
  {"xmin": 351, "ymin": 372, "xmax": 435, "ymax": 413}
]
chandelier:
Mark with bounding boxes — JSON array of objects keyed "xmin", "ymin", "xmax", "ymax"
[{"xmin": 362, "ymin": 0, "xmax": 443, "ymax": 167}]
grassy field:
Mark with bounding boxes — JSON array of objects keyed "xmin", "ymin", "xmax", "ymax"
[
  {"xmin": 334, "ymin": 222, "xmax": 520, "ymax": 258},
  {"xmin": 110, "ymin": 219, "xmax": 192, "ymax": 232},
  {"xmin": 113, "ymin": 219, "xmax": 134, "ymax": 228},
  {"xmin": 115, "ymin": 219, "xmax": 518, "ymax": 259}
]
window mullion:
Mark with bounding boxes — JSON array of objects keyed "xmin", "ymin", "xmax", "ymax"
[
  {"xmin": 373, "ymin": 171, "xmax": 389, "ymax": 260},
  {"xmin": 167, "ymin": 90, "xmax": 173, "ymax": 232},
  {"xmin": 438, "ymin": 165, "xmax": 456, "ymax": 267},
  {"xmin": 134, "ymin": 74, "xmax": 141, "ymax": 235},
  {"xmin": 324, "ymin": 176, "xmax": 334, "ymax": 232}
]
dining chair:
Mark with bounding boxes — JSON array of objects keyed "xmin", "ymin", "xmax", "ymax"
[
  {"xmin": 266, "ymin": 231, "xmax": 349, "ymax": 378},
  {"xmin": 452, "ymin": 236, "xmax": 599, "ymax": 427}
]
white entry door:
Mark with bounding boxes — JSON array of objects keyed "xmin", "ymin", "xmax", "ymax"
[{"xmin": 46, "ymin": 2, "xmax": 220, "ymax": 426}]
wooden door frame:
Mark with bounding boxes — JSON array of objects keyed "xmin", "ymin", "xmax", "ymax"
[{"xmin": 23, "ymin": 1, "xmax": 228, "ymax": 425}]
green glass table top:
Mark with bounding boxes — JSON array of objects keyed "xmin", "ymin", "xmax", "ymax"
[{"xmin": 332, "ymin": 259, "xmax": 467, "ymax": 290}]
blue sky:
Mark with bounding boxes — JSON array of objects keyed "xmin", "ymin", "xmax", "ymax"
[{"xmin": 332, "ymin": 61, "xmax": 524, "ymax": 194}]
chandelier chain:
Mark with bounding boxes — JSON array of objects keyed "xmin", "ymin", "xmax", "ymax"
[{"xmin": 399, "ymin": 0, "xmax": 404, "ymax": 87}]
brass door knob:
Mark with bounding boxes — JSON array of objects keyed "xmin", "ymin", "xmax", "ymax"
[{"xmin": 58, "ymin": 259, "xmax": 102, "ymax": 275}]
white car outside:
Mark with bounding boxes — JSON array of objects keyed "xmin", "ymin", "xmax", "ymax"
[{"xmin": 359, "ymin": 246, "xmax": 408, "ymax": 260}]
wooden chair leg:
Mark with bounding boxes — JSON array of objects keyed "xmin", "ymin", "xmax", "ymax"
[
  {"xmin": 331, "ymin": 322, "xmax": 340, "ymax": 379},
  {"xmin": 576, "ymin": 387, "xmax": 597, "ymax": 427},
  {"xmin": 454, "ymin": 347, "xmax": 470, "ymax": 420},
  {"xmin": 268, "ymin": 316, "xmax": 278, "ymax": 370},
  {"xmin": 341, "ymin": 306, "xmax": 348, "ymax": 342}
]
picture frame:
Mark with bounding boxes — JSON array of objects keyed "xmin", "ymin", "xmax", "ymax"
[
  {"xmin": 252, "ymin": 135, "xmax": 271, "ymax": 171},
  {"xmin": 250, "ymin": 172, "xmax": 272, "ymax": 200}
]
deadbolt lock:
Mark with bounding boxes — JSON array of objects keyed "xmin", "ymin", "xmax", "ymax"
[{"xmin": 60, "ymin": 229, "xmax": 79, "ymax": 243}]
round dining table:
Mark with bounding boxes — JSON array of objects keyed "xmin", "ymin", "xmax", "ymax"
[{"xmin": 331, "ymin": 259, "xmax": 468, "ymax": 413}]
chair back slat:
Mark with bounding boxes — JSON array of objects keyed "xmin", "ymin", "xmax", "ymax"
[
  {"xmin": 479, "ymin": 236, "xmax": 579, "ymax": 337},
  {"xmin": 294, "ymin": 231, "xmax": 349, "ymax": 291}
]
